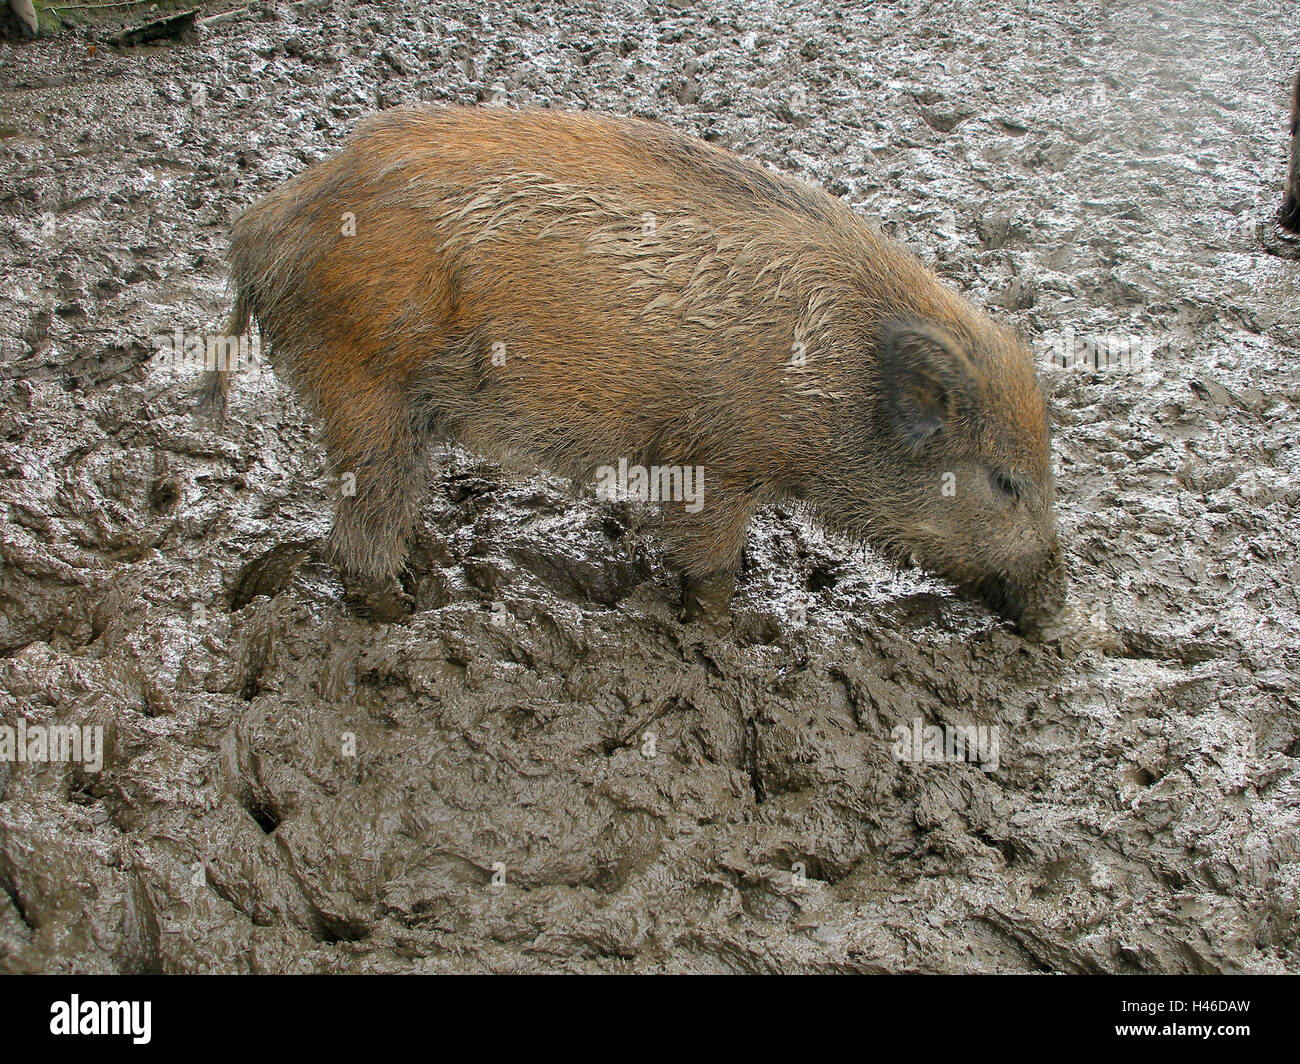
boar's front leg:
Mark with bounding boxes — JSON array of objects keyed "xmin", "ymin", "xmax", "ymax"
[{"xmin": 660, "ymin": 485, "xmax": 755, "ymax": 625}]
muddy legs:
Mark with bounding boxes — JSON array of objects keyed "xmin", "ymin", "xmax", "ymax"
[
  {"xmin": 323, "ymin": 399, "xmax": 429, "ymax": 621},
  {"xmin": 663, "ymin": 489, "xmax": 754, "ymax": 626}
]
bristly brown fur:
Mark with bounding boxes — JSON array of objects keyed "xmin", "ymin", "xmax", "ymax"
[{"xmin": 206, "ymin": 105, "xmax": 1066, "ymax": 632}]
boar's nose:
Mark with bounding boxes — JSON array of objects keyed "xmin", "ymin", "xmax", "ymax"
[
  {"xmin": 976, "ymin": 550, "xmax": 1068, "ymax": 638},
  {"xmin": 1280, "ymin": 193, "xmax": 1300, "ymax": 235}
]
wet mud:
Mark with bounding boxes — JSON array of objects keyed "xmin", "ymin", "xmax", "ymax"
[{"xmin": 0, "ymin": 0, "xmax": 1297, "ymax": 972}]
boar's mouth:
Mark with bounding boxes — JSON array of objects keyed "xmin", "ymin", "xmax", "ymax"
[
  {"xmin": 1279, "ymin": 194, "xmax": 1300, "ymax": 236},
  {"xmin": 973, "ymin": 556, "xmax": 1068, "ymax": 639}
]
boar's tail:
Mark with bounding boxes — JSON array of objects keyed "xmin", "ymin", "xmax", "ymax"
[{"xmin": 196, "ymin": 288, "xmax": 252, "ymax": 419}]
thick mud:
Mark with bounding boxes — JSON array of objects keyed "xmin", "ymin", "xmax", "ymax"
[{"xmin": 0, "ymin": 0, "xmax": 1297, "ymax": 973}]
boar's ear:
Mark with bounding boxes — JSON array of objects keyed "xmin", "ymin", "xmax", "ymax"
[{"xmin": 876, "ymin": 319, "xmax": 976, "ymax": 452}]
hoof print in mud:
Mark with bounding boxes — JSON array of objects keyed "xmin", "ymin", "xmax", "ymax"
[
  {"xmin": 229, "ymin": 539, "xmax": 323, "ymax": 611},
  {"xmin": 342, "ymin": 579, "xmax": 416, "ymax": 624}
]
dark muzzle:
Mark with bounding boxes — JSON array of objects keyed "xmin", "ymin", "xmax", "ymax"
[
  {"xmin": 975, "ymin": 551, "xmax": 1069, "ymax": 639},
  {"xmin": 1279, "ymin": 194, "xmax": 1300, "ymax": 236}
]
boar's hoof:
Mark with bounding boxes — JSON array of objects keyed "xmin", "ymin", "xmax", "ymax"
[{"xmin": 680, "ymin": 571, "xmax": 736, "ymax": 628}]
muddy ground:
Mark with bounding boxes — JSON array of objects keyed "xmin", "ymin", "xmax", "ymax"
[{"xmin": 0, "ymin": 0, "xmax": 1297, "ymax": 973}]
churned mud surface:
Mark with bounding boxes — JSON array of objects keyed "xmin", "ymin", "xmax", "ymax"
[{"xmin": 1, "ymin": 0, "xmax": 1297, "ymax": 973}]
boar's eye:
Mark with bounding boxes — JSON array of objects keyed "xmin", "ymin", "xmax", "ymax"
[{"xmin": 991, "ymin": 470, "xmax": 1023, "ymax": 503}]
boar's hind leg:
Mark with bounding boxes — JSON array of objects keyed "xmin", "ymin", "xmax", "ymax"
[{"xmin": 322, "ymin": 391, "xmax": 430, "ymax": 619}]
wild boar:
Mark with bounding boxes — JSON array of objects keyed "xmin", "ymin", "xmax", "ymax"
[{"xmin": 201, "ymin": 105, "xmax": 1066, "ymax": 634}]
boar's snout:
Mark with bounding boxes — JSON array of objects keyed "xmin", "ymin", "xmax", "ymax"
[
  {"xmin": 975, "ymin": 547, "xmax": 1068, "ymax": 639},
  {"xmin": 1279, "ymin": 193, "xmax": 1300, "ymax": 235}
]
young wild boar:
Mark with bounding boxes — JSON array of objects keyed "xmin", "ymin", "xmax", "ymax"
[
  {"xmin": 1279, "ymin": 72, "xmax": 1300, "ymax": 234},
  {"xmin": 202, "ymin": 106, "xmax": 1067, "ymax": 635}
]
